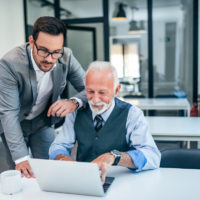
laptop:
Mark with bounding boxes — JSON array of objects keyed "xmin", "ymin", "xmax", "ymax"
[{"xmin": 29, "ymin": 158, "xmax": 115, "ymax": 197}]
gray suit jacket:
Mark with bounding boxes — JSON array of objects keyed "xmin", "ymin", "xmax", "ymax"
[{"xmin": 0, "ymin": 43, "xmax": 86, "ymax": 160}]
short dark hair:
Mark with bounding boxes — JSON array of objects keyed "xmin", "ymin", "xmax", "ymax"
[{"xmin": 32, "ymin": 16, "xmax": 66, "ymax": 41}]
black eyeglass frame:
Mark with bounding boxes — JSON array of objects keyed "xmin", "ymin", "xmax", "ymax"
[{"xmin": 34, "ymin": 41, "xmax": 64, "ymax": 59}]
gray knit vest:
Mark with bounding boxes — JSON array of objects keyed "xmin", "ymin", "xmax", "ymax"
[{"xmin": 74, "ymin": 98, "xmax": 132, "ymax": 162}]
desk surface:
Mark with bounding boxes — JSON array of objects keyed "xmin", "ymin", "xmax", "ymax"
[
  {"xmin": 1, "ymin": 167, "xmax": 200, "ymax": 200},
  {"xmin": 146, "ymin": 116, "xmax": 200, "ymax": 141},
  {"xmin": 121, "ymin": 98, "xmax": 190, "ymax": 110}
]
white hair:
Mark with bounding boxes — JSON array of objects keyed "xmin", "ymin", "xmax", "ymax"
[{"xmin": 85, "ymin": 61, "xmax": 119, "ymax": 90}]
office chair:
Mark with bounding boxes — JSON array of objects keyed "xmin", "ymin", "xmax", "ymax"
[
  {"xmin": 160, "ymin": 149, "xmax": 200, "ymax": 169},
  {"xmin": 123, "ymin": 94, "xmax": 145, "ymax": 98},
  {"xmin": 156, "ymin": 94, "xmax": 177, "ymax": 98}
]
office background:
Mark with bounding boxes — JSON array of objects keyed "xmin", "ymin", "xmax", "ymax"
[
  {"xmin": 0, "ymin": 0, "xmax": 199, "ymax": 102},
  {"xmin": 0, "ymin": 0, "xmax": 200, "ymax": 171}
]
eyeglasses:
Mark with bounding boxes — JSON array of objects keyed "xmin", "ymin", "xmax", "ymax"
[{"xmin": 34, "ymin": 41, "xmax": 63, "ymax": 59}]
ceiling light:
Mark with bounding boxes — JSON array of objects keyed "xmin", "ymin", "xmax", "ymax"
[
  {"xmin": 128, "ymin": 7, "xmax": 146, "ymax": 34},
  {"xmin": 112, "ymin": 3, "xmax": 127, "ymax": 21}
]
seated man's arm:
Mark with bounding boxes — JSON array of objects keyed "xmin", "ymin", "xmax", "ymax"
[
  {"xmin": 54, "ymin": 153, "xmax": 74, "ymax": 161},
  {"xmin": 92, "ymin": 106, "xmax": 161, "ymax": 183},
  {"xmin": 125, "ymin": 106, "xmax": 161, "ymax": 171},
  {"xmin": 118, "ymin": 152, "xmax": 136, "ymax": 168},
  {"xmin": 49, "ymin": 111, "xmax": 77, "ymax": 161},
  {"xmin": 92, "ymin": 152, "xmax": 136, "ymax": 183}
]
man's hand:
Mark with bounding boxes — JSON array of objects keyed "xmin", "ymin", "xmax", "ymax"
[
  {"xmin": 55, "ymin": 154, "xmax": 75, "ymax": 161},
  {"xmin": 91, "ymin": 153, "xmax": 115, "ymax": 184},
  {"xmin": 16, "ymin": 160, "xmax": 35, "ymax": 178},
  {"xmin": 47, "ymin": 100, "xmax": 77, "ymax": 117}
]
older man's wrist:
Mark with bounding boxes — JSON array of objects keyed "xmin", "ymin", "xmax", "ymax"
[{"xmin": 55, "ymin": 154, "xmax": 69, "ymax": 160}]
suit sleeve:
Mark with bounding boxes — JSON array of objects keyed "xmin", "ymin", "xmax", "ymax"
[
  {"xmin": 0, "ymin": 61, "xmax": 29, "ymax": 161},
  {"xmin": 64, "ymin": 49, "xmax": 87, "ymax": 105}
]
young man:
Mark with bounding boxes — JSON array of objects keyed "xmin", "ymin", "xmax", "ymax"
[
  {"xmin": 49, "ymin": 61, "xmax": 161, "ymax": 183},
  {"xmin": 0, "ymin": 16, "xmax": 86, "ymax": 178}
]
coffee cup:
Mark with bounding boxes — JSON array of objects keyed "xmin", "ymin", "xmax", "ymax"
[{"xmin": 1, "ymin": 170, "xmax": 22, "ymax": 195}]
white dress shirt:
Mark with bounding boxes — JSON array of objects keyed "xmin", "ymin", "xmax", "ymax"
[{"xmin": 25, "ymin": 50, "xmax": 55, "ymax": 120}]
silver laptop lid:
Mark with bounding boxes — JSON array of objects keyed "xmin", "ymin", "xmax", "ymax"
[{"xmin": 29, "ymin": 158, "xmax": 105, "ymax": 197}]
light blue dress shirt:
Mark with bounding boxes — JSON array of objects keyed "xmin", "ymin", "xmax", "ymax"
[{"xmin": 49, "ymin": 100, "xmax": 161, "ymax": 171}]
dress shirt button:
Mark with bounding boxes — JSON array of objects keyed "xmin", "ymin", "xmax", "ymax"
[{"xmin": 95, "ymin": 136, "xmax": 98, "ymax": 140}]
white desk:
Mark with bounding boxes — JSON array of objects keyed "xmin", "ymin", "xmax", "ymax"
[
  {"xmin": 146, "ymin": 116, "xmax": 200, "ymax": 141},
  {"xmin": 121, "ymin": 98, "xmax": 191, "ymax": 116},
  {"xmin": 0, "ymin": 167, "xmax": 200, "ymax": 200}
]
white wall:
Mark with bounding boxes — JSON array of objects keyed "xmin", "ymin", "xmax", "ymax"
[{"xmin": 0, "ymin": 0, "xmax": 25, "ymax": 58}]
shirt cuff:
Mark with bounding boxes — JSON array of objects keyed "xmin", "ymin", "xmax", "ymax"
[
  {"xmin": 126, "ymin": 150, "xmax": 147, "ymax": 172},
  {"xmin": 15, "ymin": 155, "xmax": 30, "ymax": 165},
  {"xmin": 49, "ymin": 149, "xmax": 70, "ymax": 160},
  {"xmin": 70, "ymin": 97, "xmax": 83, "ymax": 109}
]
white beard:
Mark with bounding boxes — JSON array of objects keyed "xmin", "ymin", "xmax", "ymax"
[{"xmin": 88, "ymin": 100, "xmax": 111, "ymax": 115}]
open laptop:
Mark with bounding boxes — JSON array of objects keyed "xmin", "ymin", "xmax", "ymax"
[{"xmin": 29, "ymin": 158, "xmax": 115, "ymax": 197}]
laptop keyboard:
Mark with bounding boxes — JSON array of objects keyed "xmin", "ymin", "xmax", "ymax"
[{"xmin": 103, "ymin": 176, "xmax": 115, "ymax": 193}]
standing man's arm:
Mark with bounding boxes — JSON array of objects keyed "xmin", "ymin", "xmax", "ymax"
[
  {"xmin": 0, "ymin": 62, "xmax": 34, "ymax": 178},
  {"xmin": 48, "ymin": 49, "xmax": 87, "ymax": 117}
]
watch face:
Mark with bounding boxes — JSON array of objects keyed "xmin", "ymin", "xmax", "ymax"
[
  {"xmin": 112, "ymin": 150, "xmax": 121, "ymax": 157},
  {"xmin": 73, "ymin": 99, "xmax": 78, "ymax": 104},
  {"xmin": 72, "ymin": 98, "xmax": 79, "ymax": 107}
]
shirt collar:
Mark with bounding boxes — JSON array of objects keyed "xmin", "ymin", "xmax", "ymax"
[
  {"xmin": 30, "ymin": 49, "xmax": 56, "ymax": 72},
  {"xmin": 92, "ymin": 99, "xmax": 115, "ymax": 122}
]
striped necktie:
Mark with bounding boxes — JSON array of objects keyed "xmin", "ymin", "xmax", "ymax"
[{"xmin": 94, "ymin": 115, "xmax": 104, "ymax": 132}]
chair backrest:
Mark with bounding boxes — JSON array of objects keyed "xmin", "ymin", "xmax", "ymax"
[
  {"xmin": 123, "ymin": 94, "xmax": 145, "ymax": 98},
  {"xmin": 156, "ymin": 94, "xmax": 177, "ymax": 98},
  {"xmin": 160, "ymin": 149, "xmax": 200, "ymax": 169}
]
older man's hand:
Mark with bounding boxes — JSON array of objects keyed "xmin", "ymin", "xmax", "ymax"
[
  {"xmin": 16, "ymin": 160, "xmax": 35, "ymax": 178},
  {"xmin": 47, "ymin": 99, "xmax": 77, "ymax": 117},
  {"xmin": 91, "ymin": 153, "xmax": 115, "ymax": 184},
  {"xmin": 55, "ymin": 154, "xmax": 75, "ymax": 161}
]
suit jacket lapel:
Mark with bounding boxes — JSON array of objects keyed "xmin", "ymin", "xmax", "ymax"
[
  {"xmin": 26, "ymin": 44, "xmax": 38, "ymax": 105},
  {"xmin": 52, "ymin": 62, "xmax": 63, "ymax": 103},
  {"xmin": 51, "ymin": 63, "xmax": 63, "ymax": 124}
]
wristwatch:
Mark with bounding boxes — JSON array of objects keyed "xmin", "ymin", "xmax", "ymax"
[
  {"xmin": 110, "ymin": 150, "xmax": 122, "ymax": 166},
  {"xmin": 70, "ymin": 98, "xmax": 80, "ymax": 109}
]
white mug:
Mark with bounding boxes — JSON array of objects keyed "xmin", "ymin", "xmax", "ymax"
[{"xmin": 1, "ymin": 170, "xmax": 22, "ymax": 195}]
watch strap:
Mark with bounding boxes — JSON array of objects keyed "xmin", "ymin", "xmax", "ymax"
[
  {"xmin": 111, "ymin": 150, "xmax": 122, "ymax": 166},
  {"xmin": 113, "ymin": 155, "xmax": 121, "ymax": 166},
  {"xmin": 70, "ymin": 98, "xmax": 79, "ymax": 108}
]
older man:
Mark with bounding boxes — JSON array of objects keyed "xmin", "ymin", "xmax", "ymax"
[{"xmin": 49, "ymin": 61, "xmax": 160, "ymax": 183}]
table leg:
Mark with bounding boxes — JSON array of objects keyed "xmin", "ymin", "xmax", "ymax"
[{"xmin": 187, "ymin": 107, "xmax": 191, "ymax": 117}]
